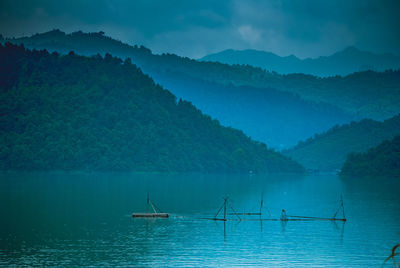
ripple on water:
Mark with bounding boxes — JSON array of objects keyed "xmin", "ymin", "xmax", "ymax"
[{"xmin": 0, "ymin": 172, "xmax": 399, "ymax": 267}]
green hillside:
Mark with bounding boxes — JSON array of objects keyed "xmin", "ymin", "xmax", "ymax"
[
  {"xmin": 284, "ymin": 115, "xmax": 400, "ymax": 171},
  {"xmin": 3, "ymin": 30, "xmax": 355, "ymax": 148},
  {"xmin": 340, "ymin": 135, "xmax": 400, "ymax": 178},
  {"xmin": 5, "ymin": 30, "xmax": 400, "ymax": 121},
  {"xmin": 0, "ymin": 43, "xmax": 304, "ymax": 173}
]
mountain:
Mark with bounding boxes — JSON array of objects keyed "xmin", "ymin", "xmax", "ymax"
[
  {"xmin": 150, "ymin": 70, "xmax": 351, "ymax": 148},
  {"xmin": 340, "ymin": 135, "xmax": 400, "ymax": 178},
  {"xmin": 284, "ymin": 114, "xmax": 400, "ymax": 171},
  {"xmin": 201, "ymin": 49, "xmax": 301, "ymax": 73},
  {"xmin": 0, "ymin": 43, "xmax": 304, "ymax": 173},
  {"xmin": 267, "ymin": 70, "xmax": 400, "ymax": 120},
  {"xmin": 200, "ymin": 47, "xmax": 400, "ymax": 77},
  {"xmin": 2, "ymin": 30, "xmax": 357, "ymax": 148},
  {"xmin": 4, "ymin": 30, "xmax": 400, "ymax": 146},
  {"xmin": 5, "ymin": 31, "xmax": 400, "ymax": 122}
]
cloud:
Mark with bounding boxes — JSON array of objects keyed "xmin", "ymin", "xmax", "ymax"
[
  {"xmin": 0, "ymin": 0, "xmax": 399, "ymax": 58},
  {"xmin": 238, "ymin": 25, "xmax": 261, "ymax": 45}
]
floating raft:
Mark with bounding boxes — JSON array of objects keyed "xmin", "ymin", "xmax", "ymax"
[
  {"xmin": 132, "ymin": 194, "xmax": 169, "ymax": 219},
  {"xmin": 203, "ymin": 195, "xmax": 347, "ymax": 222},
  {"xmin": 201, "ymin": 217, "xmax": 346, "ymax": 222},
  {"xmin": 286, "ymin": 215, "xmax": 346, "ymax": 222},
  {"xmin": 132, "ymin": 213, "xmax": 169, "ymax": 218}
]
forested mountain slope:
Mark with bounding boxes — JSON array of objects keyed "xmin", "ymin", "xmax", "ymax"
[
  {"xmin": 2, "ymin": 30, "xmax": 363, "ymax": 148},
  {"xmin": 150, "ymin": 70, "xmax": 351, "ymax": 148},
  {"xmin": 284, "ymin": 115, "xmax": 400, "ymax": 171},
  {"xmin": 4, "ymin": 30, "xmax": 399, "ymax": 122},
  {"xmin": 0, "ymin": 43, "xmax": 304, "ymax": 173},
  {"xmin": 340, "ymin": 135, "xmax": 400, "ymax": 178}
]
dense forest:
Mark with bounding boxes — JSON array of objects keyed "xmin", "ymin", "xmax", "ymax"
[
  {"xmin": 200, "ymin": 47, "xmax": 400, "ymax": 77},
  {"xmin": 284, "ymin": 114, "xmax": 400, "ymax": 171},
  {"xmin": 0, "ymin": 43, "xmax": 304, "ymax": 173},
  {"xmin": 2, "ymin": 30, "xmax": 359, "ymax": 148},
  {"xmin": 4, "ymin": 30, "xmax": 400, "ymax": 121},
  {"xmin": 340, "ymin": 135, "xmax": 400, "ymax": 178}
]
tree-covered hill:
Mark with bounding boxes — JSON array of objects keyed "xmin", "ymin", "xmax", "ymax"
[
  {"xmin": 0, "ymin": 43, "xmax": 304, "ymax": 173},
  {"xmin": 340, "ymin": 135, "xmax": 400, "ymax": 178},
  {"xmin": 2, "ymin": 30, "xmax": 360, "ymax": 148},
  {"xmin": 270, "ymin": 70, "xmax": 400, "ymax": 120},
  {"xmin": 5, "ymin": 30, "xmax": 399, "ymax": 122},
  {"xmin": 284, "ymin": 115, "xmax": 400, "ymax": 171}
]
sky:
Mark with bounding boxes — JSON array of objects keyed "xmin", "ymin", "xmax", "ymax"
[{"xmin": 0, "ymin": 0, "xmax": 399, "ymax": 59}]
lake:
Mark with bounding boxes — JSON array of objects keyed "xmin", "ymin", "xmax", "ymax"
[{"xmin": 0, "ymin": 172, "xmax": 399, "ymax": 267}]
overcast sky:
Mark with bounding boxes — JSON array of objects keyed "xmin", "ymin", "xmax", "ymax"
[{"xmin": 0, "ymin": 0, "xmax": 399, "ymax": 59}]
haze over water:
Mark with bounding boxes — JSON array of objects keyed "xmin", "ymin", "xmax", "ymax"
[{"xmin": 1, "ymin": 172, "xmax": 399, "ymax": 267}]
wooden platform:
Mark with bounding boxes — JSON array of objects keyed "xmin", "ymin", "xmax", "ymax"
[
  {"xmin": 132, "ymin": 194, "xmax": 169, "ymax": 218},
  {"xmin": 201, "ymin": 217, "xmax": 345, "ymax": 222},
  {"xmin": 202, "ymin": 195, "xmax": 347, "ymax": 223},
  {"xmin": 132, "ymin": 213, "xmax": 169, "ymax": 218}
]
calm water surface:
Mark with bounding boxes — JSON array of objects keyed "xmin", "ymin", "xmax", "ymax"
[{"xmin": 0, "ymin": 172, "xmax": 399, "ymax": 267}]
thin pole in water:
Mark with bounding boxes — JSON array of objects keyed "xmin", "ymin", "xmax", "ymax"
[
  {"xmin": 223, "ymin": 197, "xmax": 227, "ymax": 221},
  {"xmin": 229, "ymin": 204, "xmax": 241, "ymax": 221},
  {"xmin": 146, "ymin": 192, "xmax": 149, "ymax": 214},
  {"xmin": 213, "ymin": 200, "xmax": 225, "ymax": 220},
  {"xmin": 341, "ymin": 195, "xmax": 346, "ymax": 220},
  {"xmin": 332, "ymin": 194, "xmax": 346, "ymax": 221}
]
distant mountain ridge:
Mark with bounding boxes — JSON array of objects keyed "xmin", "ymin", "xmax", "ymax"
[
  {"xmin": 200, "ymin": 47, "xmax": 400, "ymax": 77},
  {"xmin": 284, "ymin": 114, "xmax": 400, "ymax": 171}
]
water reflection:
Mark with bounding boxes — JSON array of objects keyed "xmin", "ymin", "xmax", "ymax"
[{"xmin": 0, "ymin": 172, "xmax": 399, "ymax": 267}]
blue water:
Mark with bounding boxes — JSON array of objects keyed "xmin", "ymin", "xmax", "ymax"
[{"xmin": 0, "ymin": 172, "xmax": 399, "ymax": 267}]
